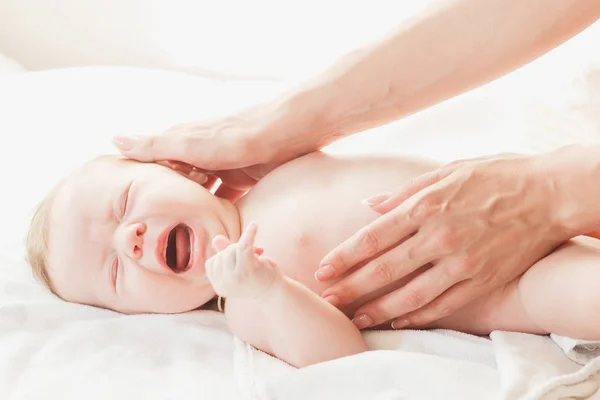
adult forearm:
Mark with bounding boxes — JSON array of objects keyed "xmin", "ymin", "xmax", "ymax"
[{"xmin": 279, "ymin": 0, "xmax": 600, "ymax": 149}]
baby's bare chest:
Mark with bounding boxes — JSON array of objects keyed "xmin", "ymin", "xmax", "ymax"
[
  {"xmin": 236, "ymin": 152, "xmax": 437, "ymax": 297},
  {"xmin": 241, "ymin": 188, "xmax": 376, "ymax": 295}
]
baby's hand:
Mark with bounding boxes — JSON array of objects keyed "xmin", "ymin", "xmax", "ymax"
[{"xmin": 206, "ymin": 223, "xmax": 282, "ymax": 299}]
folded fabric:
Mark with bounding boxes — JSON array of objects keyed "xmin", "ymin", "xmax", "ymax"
[{"xmin": 234, "ymin": 328, "xmax": 600, "ymax": 400}]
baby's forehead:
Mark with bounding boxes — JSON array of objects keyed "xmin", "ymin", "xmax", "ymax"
[
  {"xmin": 55, "ymin": 156, "xmax": 128, "ymax": 206},
  {"xmin": 83, "ymin": 154, "xmax": 133, "ymax": 171},
  {"xmin": 69, "ymin": 155, "xmax": 137, "ymax": 183}
]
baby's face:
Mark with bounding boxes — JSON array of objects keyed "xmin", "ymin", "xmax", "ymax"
[{"xmin": 47, "ymin": 156, "xmax": 240, "ymax": 314}]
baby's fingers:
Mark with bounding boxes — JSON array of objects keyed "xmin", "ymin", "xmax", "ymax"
[
  {"xmin": 212, "ymin": 235, "xmax": 230, "ymax": 252},
  {"xmin": 239, "ymin": 223, "xmax": 258, "ymax": 251},
  {"xmin": 260, "ymin": 256, "xmax": 279, "ymax": 271},
  {"xmin": 213, "ymin": 234, "xmax": 262, "ymax": 255},
  {"xmin": 205, "ymin": 256, "xmax": 220, "ymax": 283}
]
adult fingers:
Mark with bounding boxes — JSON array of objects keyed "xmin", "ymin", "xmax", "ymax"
[
  {"xmin": 367, "ymin": 167, "xmax": 451, "ymax": 214},
  {"xmin": 318, "ymin": 175, "xmax": 461, "ymax": 282},
  {"xmin": 391, "ymin": 279, "xmax": 483, "ymax": 329},
  {"xmin": 214, "ymin": 183, "xmax": 247, "ymax": 202},
  {"xmin": 113, "ymin": 133, "xmax": 191, "ymax": 163},
  {"xmin": 320, "ymin": 233, "xmax": 436, "ymax": 306},
  {"xmin": 351, "ymin": 260, "xmax": 463, "ymax": 328},
  {"xmin": 217, "ymin": 169, "xmax": 258, "ymax": 191},
  {"xmin": 317, "ymin": 205, "xmax": 418, "ymax": 281},
  {"xmin": 203, "ymin": 175, "xmax": 220, "ymax": 192},
  {"xmin": 157, "ymin": 160, "xmax": 213, "ymax": 187}
]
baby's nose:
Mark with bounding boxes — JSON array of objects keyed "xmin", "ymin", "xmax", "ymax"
[{"xmin": 122, "ymin": 222, "xmax": 147, "ymax": 259}]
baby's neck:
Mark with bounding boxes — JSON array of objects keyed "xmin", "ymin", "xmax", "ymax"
[
  {"xmin": 219, "ymin": 196, "xmax": 245, "ymax": 243},
  {"xmin": 231, "ymin": 193, "xmax": 254, "ymax": 241}
]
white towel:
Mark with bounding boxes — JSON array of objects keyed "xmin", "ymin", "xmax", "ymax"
[{"xmin": 234, "ymin": 329, "xmax": 600, "ymax": 400}]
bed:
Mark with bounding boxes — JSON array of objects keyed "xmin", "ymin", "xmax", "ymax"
[{"xmin": 2, "ymin": 11, "xmax": 600, "ymax": 400}]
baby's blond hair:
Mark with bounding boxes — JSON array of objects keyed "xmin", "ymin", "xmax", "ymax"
[{"xmin": 25, "ymin": 180, "xmax": 64, "ymax": 296}]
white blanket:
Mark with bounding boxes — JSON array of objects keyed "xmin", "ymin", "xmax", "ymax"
[
  {"xmin": 1, "ymin": 31, "xmax": 600, "ymax": 399},
  {"xmin": 234, "ymin": 329, "xmax": 600, "ymax": 400}
]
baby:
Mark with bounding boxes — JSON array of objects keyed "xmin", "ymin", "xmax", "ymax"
[{"xmin": 26, "ymin": 151, "xmax": 600, "ymax": 367}]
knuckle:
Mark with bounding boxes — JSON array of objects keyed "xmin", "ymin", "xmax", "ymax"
[
  {"xmin": 358, "ymin": 228, "xmax": 381, "ymax": 254},
  {"xmin": 408, "ymin": 314, "xmax": 429, "ymax": 327},
  {"xmin": 408, "ymin": 193, "xmax": 439, "ymax": 222},
  {"xmin": 335, "ymin": 284, "xmax": 358, "ymax": 304},
  {"xmin": 435, "ymin": 228, "xmax": 459, "ymax": 253},
  {"xmin": 435, "ymin": 303, "xmax": 456, "ymax": 319},
  {"xmin": 143, "ymin": 135, "xmax": 158, "ymax": 150},
  {"xmin": 367, "ymin": 301, "xmax": 394, "ymax": 322},
  {"xmin": 454, "ymin": 256, "xmax": 476, "ymax": 275},
  {"xmin": 372, "ymin": 260, "xmax": 395, "ymax": 285},
  {"xmin": 480, "ymin": 269, "xmax": 501, "ymax": 287},
  {"xmin": 405, "ymin": 288, "xmax": 426, "ymax": 310}
]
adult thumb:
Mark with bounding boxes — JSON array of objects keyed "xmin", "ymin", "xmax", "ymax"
[{"xmin": 113, "ymin": 134, "xmax": 176, "ymax": 163}]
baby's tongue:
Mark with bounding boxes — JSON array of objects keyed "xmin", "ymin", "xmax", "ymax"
[{"xmin": 175, "ymin": 225, "xmax": 191, "ymax": 271}]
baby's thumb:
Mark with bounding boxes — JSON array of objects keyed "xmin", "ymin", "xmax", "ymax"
[{"xmin": 212, "ymin": 235, "xmax": 230, "ymax": 252}]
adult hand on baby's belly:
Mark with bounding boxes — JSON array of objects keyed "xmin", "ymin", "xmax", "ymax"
[{"xmin": 316, "ymin": 152, "xmax": 575, "ymax": 330}]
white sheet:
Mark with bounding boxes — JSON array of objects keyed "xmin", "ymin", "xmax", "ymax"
[
  {"xmin": 1, "ymin": 54, "xmax": 600, "ymax": 400},
  {"xmin": 234, "ymin": 330, "xmax": 600, "ymax": 400},
  {"xmin": 0, "ymin": 52, "xmax": 25, "ymax": 76}
]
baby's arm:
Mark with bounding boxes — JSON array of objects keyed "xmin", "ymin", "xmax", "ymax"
[{"xmin": 206, "ymin": 224, "xmax": 367, "ymax": 368}]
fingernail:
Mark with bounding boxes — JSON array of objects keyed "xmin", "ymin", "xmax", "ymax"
[
  {"xmin": 352, "ymin": 314, "xmax": 373, "ymax": 330},
  {"xmin": 391, "ymin": 318, "xmax": 409, "ymax": 330},
  {"xmin": 323, "ymin": 295, "xmax": 340, "ymax": 307},
  {"xmin": 362, "ymin": 193, "xmax": 390, "ymax": 207},
  {"xmin": 314, "ymin": 265, "xmax": 335, "ymax": 281},
  {"xmin": 167, "ymin": 160, "xmax": 184, "ymax": 171},
  {"xmin": 112, "ymin": 136, "xmax": 135, "ymax": 151}
]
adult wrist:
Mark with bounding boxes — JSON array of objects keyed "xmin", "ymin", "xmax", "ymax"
[
  {"xmin": 247, "ymin": 84, "xmax": 334, "ymax": 165},
  {"xmin": 534, "ymin": 144, "xmax": 600, "ymax": 238}
]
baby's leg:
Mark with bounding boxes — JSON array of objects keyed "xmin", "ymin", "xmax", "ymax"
[{"xmin": 429, "ymin": 236, "xmax": 600, "ymax": 339}]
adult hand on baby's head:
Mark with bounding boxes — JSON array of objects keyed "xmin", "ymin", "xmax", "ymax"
[
  {"xmin": 318, "ymin": 150, "xmax": 588, "ymax": 330},
  {"xmin": 113, "ymin": 100, "xmax": 322, "ymax": 201}
]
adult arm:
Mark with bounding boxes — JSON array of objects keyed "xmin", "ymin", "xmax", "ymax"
[{"xmin": 114, "ymin": 0, "xmax": 600, "ymax": 185}]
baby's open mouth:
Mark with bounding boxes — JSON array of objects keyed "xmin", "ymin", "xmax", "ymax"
[{"xmin": 165, "ymin": 224, "xmax": 192, "ymax": 273}]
